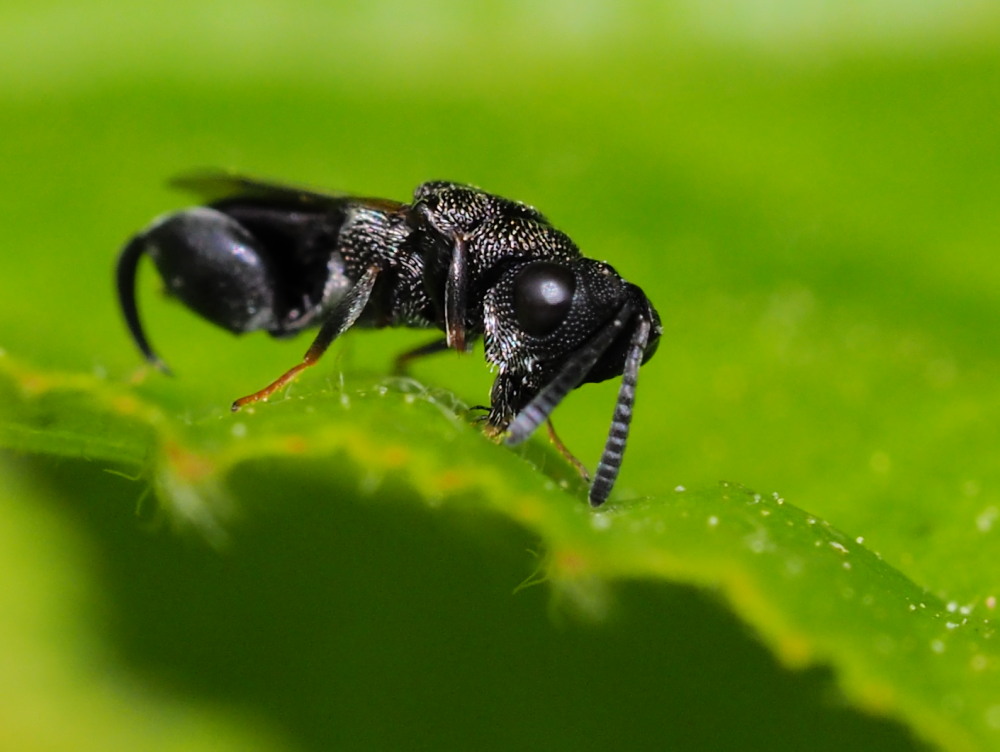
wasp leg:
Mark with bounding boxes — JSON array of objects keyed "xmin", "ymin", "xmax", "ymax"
[
  {"xmin": 444, "ymin": 236, "xmax": 469, "ymax": 352},
  {"xmin": 392, "ymin": 338, "xmax": 450, "ymax": 375},
  {"xmin": 116, "ymin": 234, "xmax": 173, "ymax": 374},
  {"xmin": 546, "ymin": 419, "xmax": 591, "ymax": 482},
  {"xmin": 231, "ymin": 265, "xmax": 380, "ymax": 411}
]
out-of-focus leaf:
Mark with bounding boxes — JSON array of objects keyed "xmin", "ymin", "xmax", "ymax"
[{"xmin": 3, "ymin": 353, "xmax": 997, "ymax": 749}]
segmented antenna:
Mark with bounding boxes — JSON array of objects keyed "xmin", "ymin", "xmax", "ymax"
[
  {"xmin": 116, "ymin": 234, "xmax": 172, "ymax": 374},
  {"xmin": 588, "ymin": 316, "xmax": 651, "ymax": 507},
  {"xmin": 505, "ymin": 300, "xmax": 636, "ymax": 445}
]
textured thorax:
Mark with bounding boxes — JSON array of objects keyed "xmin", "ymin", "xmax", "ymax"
[{"xmin": 412, "ymin": 182, "xmax": 583, "ymax": 332}]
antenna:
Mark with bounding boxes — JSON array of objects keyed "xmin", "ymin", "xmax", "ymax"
[
  {"xmin": 588, "ymin": 315, "xmax": 651, "ymax": 506},
  {"xmin": 505, "ymin": 301, "xmax": 635, "ymax": 446}
]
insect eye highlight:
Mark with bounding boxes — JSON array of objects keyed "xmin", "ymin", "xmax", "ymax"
[{"xmin": 512, "ymin": 262, "xmax": 576, "ymax": 336}]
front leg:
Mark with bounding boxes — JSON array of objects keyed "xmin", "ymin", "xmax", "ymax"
[
  {"xmin": 411, "ymin": 183, "xmax": 484, "ymax": 353},
  {"xmin": 444, "ymin": 235, "xmax": 470, "ymax": 352},
  {"xmin": 488, "ymin": 370, "xmax": 590, "ymax": 481},
  {"xmin": 484, "ymin": 370, "xmax": 527, "ymax": 437}
]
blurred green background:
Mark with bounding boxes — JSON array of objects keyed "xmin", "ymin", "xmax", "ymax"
[{"xmin": 2, "ymin": 0, "xmax": 999, "ymax": 749}]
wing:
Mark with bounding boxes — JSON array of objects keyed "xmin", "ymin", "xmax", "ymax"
[{"xmin": 169, "ymin": 169, "xmax": 407, "ymax": 213}]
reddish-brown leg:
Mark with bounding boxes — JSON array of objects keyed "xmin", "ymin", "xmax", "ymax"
[
  {"xmin": 231, "ymin": 361, "xmax": 315, "ymax": 411},
  {"xmin": 231, "ymin": 264, "xmax": 381, "ymax": 412},
  {"xmin": 546, "ymin": 419, "xmax": 591, "ymax": 482}
]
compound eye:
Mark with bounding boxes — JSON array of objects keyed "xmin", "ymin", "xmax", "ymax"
[{"xmin": 512, "ymin": 262, "xmax": 576, "ymax": 336}]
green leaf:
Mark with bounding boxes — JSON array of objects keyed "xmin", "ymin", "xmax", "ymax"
[
  {"xmin": 3, "ymin": 352, "xmax": 998, "ymax": 749},
  {"xmin": 0, "ymin": 445, "xmax": 290, "ymax": 750}
]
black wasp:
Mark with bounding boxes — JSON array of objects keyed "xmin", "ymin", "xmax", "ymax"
[{"xmin": 117, "ymin": 173, "xmax": 662, "ymax": 506}]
